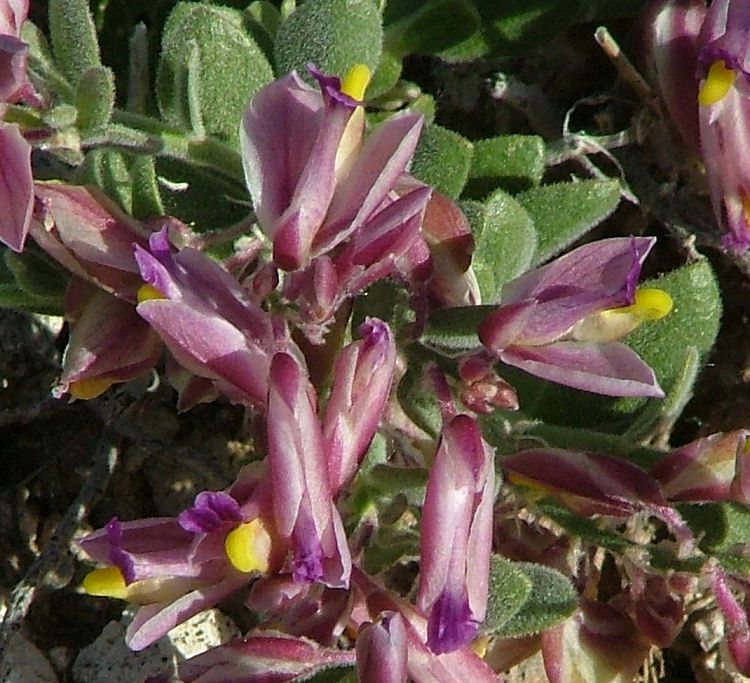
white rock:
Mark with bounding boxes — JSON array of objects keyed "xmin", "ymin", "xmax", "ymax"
[
  {"xmin": 72, "ymin": 608, "xmax": 240, "ymax": 683},
  {"xmin": 0, "ymin": 632, "xmax": 59, "ymax": 683}
]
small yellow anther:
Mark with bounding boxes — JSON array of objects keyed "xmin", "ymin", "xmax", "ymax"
[
  {"xmin": 83, "ymin": 566, "xmax": 128, "ymax": 599},
  {"xmin": 471, "ymin": 635, "xmax": 491, "ymax": 658},
  {"xmin": 224, "ymin": 520, "xmax": 270, "ymax": 574},
  {"xmin": 137, "ymin": 283, "xmax": 165, "ymax": 303},
  {"xmin": 699, "ymin": 60, "xmax": 735, "ymax": 106},
  {"xmin": 341, "ymin": 64, "xmax": 371, "ymax": 101},
  {"xmin": 69, "ymin": 376, "xmax": 116, "ymax": 400},
  {"xmin": 615, "ymin": 288, "xmax": 673, "ymax": 321}
]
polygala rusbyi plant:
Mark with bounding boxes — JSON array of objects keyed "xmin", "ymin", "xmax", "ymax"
[{"xmin": 1, "ymin": 0, "xmax": 742, "ymax": 681}]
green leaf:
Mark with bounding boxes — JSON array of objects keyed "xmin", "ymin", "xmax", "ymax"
[
  {"xmin": 48, "ymin": 0, "xmax": 101, "ymax": 86},
  {"xmin": 469, "ymin": 189, "xmax": 537, "ymax": 302},
  {"xmin": 410, "ymin": 124, "xmax": 473, "ymax": 199},
  {"xmin": 384, "ymin": 0, "xmax": 482, "ymax": 56},
  {"xmin": 366, "ymin": 49, "xmax": 403, "ymax": 100},
  {"xmin": 516, "ymin": 179, "xmax": 621, "ymax": 266},
  {"xmin": 536, "ymin": 498, "xmax": 634, "ymax": 555},
  {"xmin": 483, "ymin": 556, "xmax": 532, "ymax": 634},
  {"xmin": 367, "ymin": 464, "xmax": 428, "ymax": 508},
  {"xmin": 1, "ymin": 248, "xmax": 67, "ymax": 315},
  {"xmin": 77, "ymin": 149, "xmax": 134, "ymax": 214},
  {"xmin": 396, "ymin": 344, "xmax": 445, "ymax": 439},
  {"xmin": 75, "ymin": 66, "xmax": 116, "ymax": 133},
  {"xmin": 678, "ymin": 502, "xmax": 750, "ymax": 555},
  {"xmin": 420, "ymin": 304, "xmax": 490, "ymax": 357},
  {"xmin": 157, "ymin": 2, "xmax": 274, "ymax": 144},
  {"xmin": 154, "ymin": 157, "xmax": 249, "ymax": 232},
  {"xmin": 274, "ymin": 0, "xmax": 382, "ymax": 85},
  {"xmin": 300, "ymin": 666, "xmax": 357, "ymax": 683},
  {"xmin": 41, "ymin": 104, "xmax": 79, "ymax": 129},
  {"xmin": 363, "ymin": 527, "xmax": 421, "ymax": 575},
  {"xmin": 493, "ymin": 561, "xmax": 578, "ymax": 637},
  {"xmin": 464, "ymin": 135, "xmax": 545, "ymax": 199},
  {"xmin": 538, "ymin": 498, "xmax": 705, "ymax": 573},
  {"xmin": 129, "ymin": 155, "xmax": 165, "ymax": 220},
  {"xmin": 244, "ymin": 1, "xmax": 281, "ymax": 58},
  {"xmin": 471, "ymin": 0, "xmax": 646, "ymax": 55}
]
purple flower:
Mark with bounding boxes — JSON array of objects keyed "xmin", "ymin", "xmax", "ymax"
[
  {"xmin": 30, "ymin": 184, "xmax": 152, "ymax": 299},
  {"xmin": 693, "ymin": 0, "xmax": 750, "ymax": 251},
  {"xmin": 651, "ymin": 429, "xmax": 750, "ymax": 503},
  {"xmin": 135, "ymin": 227, "xmax": 294, "ymax": 408},
  {"xmin": 478, "ymin": 237, "xmax": 670, "ymax": 397},
  {"xmin": 0, "ymin": 122, "xmax": 32, "ymax": 252},
  {"xmin": 56, "ymin": 281, "xmax": 162, "ymax": 399},
  {"xmin": 323, "ymin": 317, "xmax": 396, "ymax": 494},
  {"xmin": 352, "ymin": 568, "xmax": 500, "ymax": 683},
  {"xmin": 647, "ymin": 0, "xmax": 750, "ymax": 250},
  {"xmin": 356, "ymin": 612, "xmax": 408, "ymax": 683},
  {"xmin": 240, "ymin": 64, "xmax": 425, "ymax": 271},
  {"xmin": 541, "ymin": 599, "xmax": 650, "ymax": 683},
  {"xmin": 266, "ymin": 352, "xmax": 351, "ymax": 588},
  {"xmin": 0, "ymin": 0, "xmax": 37, "ymax": 106},
  {"xmin": 80, "ymin": 468, "xmax": 283, "ymax": 651},
  {"xmin": 23, "ymin": 186, "xmax": 166, "ymax": 397},
  {"xmin": 645, "ymin": 0, "xmax": 707, "ymax": 152},
  {"xmin": 177, "ymin": 631, "xmax": 356, "ymax": 682},
  {"xmin": 707, "ymin": 561, "xmax": 750, "ymax": 676},
  {"xmin": 502, "ymin": 447, "xmax": 667, "ymax": 518},
  {"xmin": 417, "ymin": 414, "xmax": 495, "ymax": 654},
  {"xmin": 502, "ymin": 447, "xmax": 696, "ymax": 552}
]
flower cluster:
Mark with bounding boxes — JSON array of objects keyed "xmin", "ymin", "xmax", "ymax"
[{"xmin": 2, "ymin": 13, "xmax": 699, "ymax": 678}]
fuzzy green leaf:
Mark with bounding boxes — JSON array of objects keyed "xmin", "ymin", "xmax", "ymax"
[
  {"xmin": 157, "ymin": 2, "xmax": 273, "ymax": 144},
  {"xmin": 384, "ymin": 0, "xmax": 482, "ymax": 56},
  {"xmin": 302, "ymin": 666, "xmax": 357, "ymax": 683},
  {"xmin": 1, "ymin": 249, "xmax": 67, "ymax": 315},
  {"xmin": 366, "ymin": 49, "xmax": 403, "ymax": 100},
  {"xmin": 493, "ymin": 561, "xmax": 578, "ymax": 637},
  {"xmin": 516, "ymin": 179, "xmax": 621, "ymax": 266},
  {"xmin": 75, "ymin": 66, "xmax": 116, "ymax": 133},
  {"xmin": 396, "ymin": 345, "xmax": 445, "ymax": 439},
  {"xmin": 367, "ymin": 464, "xmax": 428, "ymax": 508},
  {"xmin": 48, "ymin": 0, "xmax": 101, "ymax": 86},
  {"xmin": 77, "ymin": 149, "xmax": 133, "ymax": 214},
  {"xmin": 363, "ymin": 528, "xmax": 421, "ymax": 575},
  {"xmin": 410, "ymin": 124, "xmax": 473, "ymax": 199},
  {"xmin": 129, "ymin": 155, "xmax": 165, "ymax": 220},
  {"xmin": 244, "ymin": 1, "xmax": 281, "ymax": 58},
  {"xmin": 465, "ymin": 134, "xmax": 545, "ymax": 199},
  {"xmin": 470, "ymin": 189, "xmax": 537, "ymax": 302},
  {"xmin": 678, "ymin": 502, "xmax": 750, "ymax": 555},
  {"xmin": 420, "ymin": 304, "xmax": 491, "ymax": 357},
  {"xmin": 154, "ymin": 157, "xmax": 249, "ymax": 232},
  {"xmin": 274, "ymin": 0, "xmax": 382, "ymax": 85},
  {"xmin": 483, "ymin": 556, "xmax": 532, "ymax": 634}
]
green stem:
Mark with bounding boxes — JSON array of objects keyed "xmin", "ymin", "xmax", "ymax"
[{"xmin": 105, "ymin": 109, "xmax": 244, "ymax": 182}]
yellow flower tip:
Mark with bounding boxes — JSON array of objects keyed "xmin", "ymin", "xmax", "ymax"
[
  {"xmin": 69, "ymin": 376, "xmax": 116, "ymax": 400},
  {"xmin": 506, "ymin": 471, "xmax": 546, "ymax": 497},
  {"xmin": 620, "ymin": 288, "xmax": 673, "ymax": 321},
  {"xmin": 83, "ymin": 566, "xmax": 128, "ymax": 599},
  {"xmin": 224, "ymin": 520, "xmax": 271, "ymax": 574},
  {"xmin": 471, "ymin": 635, "xmax": 491, "ymax": 658},
  {"xmin": 341, "ymin": 64, "xmax": 371, "ymax": 101},
  {"xmin": 137, "ymin": 283, "xmax": 166, "ymax": 303},
  {"xmin": 699, "ymin": 60, "xmax": 735, "ymax": 107}
]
